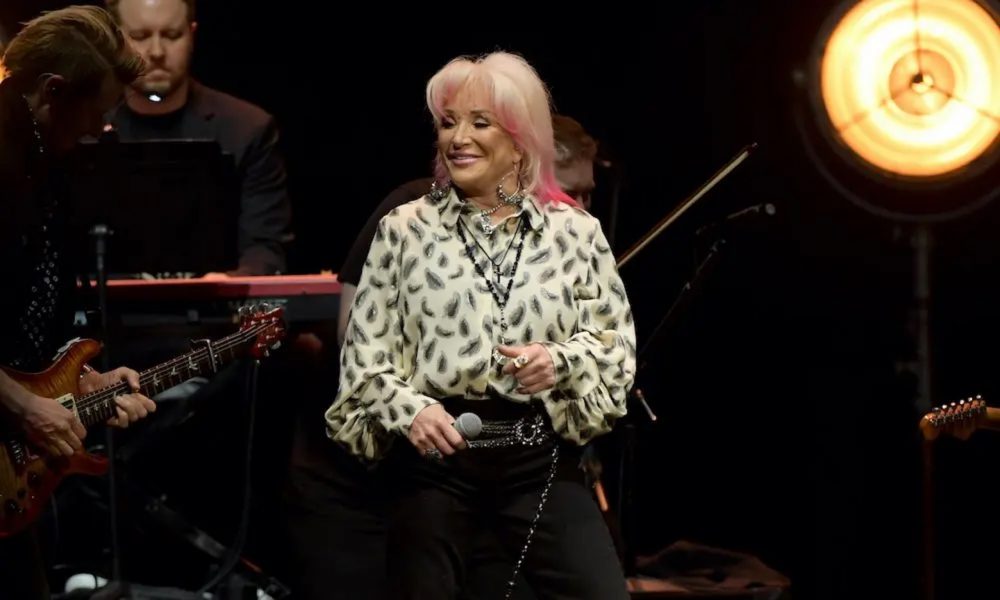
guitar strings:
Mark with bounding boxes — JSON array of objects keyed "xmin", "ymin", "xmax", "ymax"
[{"xmin": 72, "ymin": 321, "xmax": 274, "ymax": 417}]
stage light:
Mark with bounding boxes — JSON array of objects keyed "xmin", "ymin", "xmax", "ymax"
[{"xmin": 817, "ymin": 0, "xmax": 1000, "ymax": 179}]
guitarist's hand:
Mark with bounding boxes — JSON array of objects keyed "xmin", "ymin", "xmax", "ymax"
[
  {"xmin": 80, "ymin": 367, "xmax": 156, "ymax": 428},
  {"xmin": 22, "ymin": 395, "xmax": 86, "ymax": 457}
]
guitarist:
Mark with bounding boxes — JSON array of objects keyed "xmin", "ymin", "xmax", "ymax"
[{"xmin": 0, "ymin": 7, "xmax": 157, "ymax": 598}]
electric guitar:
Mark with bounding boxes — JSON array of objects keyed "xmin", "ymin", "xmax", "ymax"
[
  {"xmin": 0, "ymin": 305, "xmax": 285, "ymax": 538},
  {"xmin": 919, "ymin": 395, "xmax": 1000, "ymax": 441}
]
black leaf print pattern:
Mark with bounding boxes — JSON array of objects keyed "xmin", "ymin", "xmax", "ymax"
[
  {"xmin": 445, "ymin": 293, "xmax": 460, "ymax": 318},
  {"xmin": 353, "ymin": 350, "xmax": 368, "ymax": 369},
  {"xmin": 344, "ymin": 367, "xmax": 357, "ymax": 387},
  {"xmin": 365, "ymin": 302, "xmax": 379, "ymax": 323},
  {"xmin": 426, "ymin": 269, "xmax": 445, "ymax": 290},
  {"xmin": 373, "ymin": 319, "xmax": 389, "ymax": 338},
  {"xmin": 402, "ymin": 297, "xmax": 410, "ymax": 317},
  {"xmin": 597, "ymin": 301, "xmax": 613, "ymax": 316},
  {"xmin": 557, "ymin": 311, "xmax": 566, "ymax": 333},
  {"xmin": 541, "ymin": 288, "xmax": 559, "ymax": 301},
  {"xmin": 562, "ymin": 257, "xmax": 576, "ymax": 274},
  {"xmin": 530, "ymin": 296, "xmax": 543, "ymax": 317},
  {"xmin": 459, "ymin": 319, "xmax": 470, "ymax": 337},
  {"xmin": 581, "ymin": 308, "xmax": 591, "ymax": 327},
  {"xmin": 586, "ymin": 225, "xmax": 597, "ymax": 246},
  {"xmin": 447, "ymin": 372, "xmax": 463, "ymax": 388},
  {"xmin": 526, "ymin": 248, "xmax": 551, "ymax": 265},
  {"xmin": 402, "ymin": 403, "xmax": 416, "ymax": 417},
  {"xmin": 407, "ymin": 283, "xmax": 423, "ymax": 295},
  {"xmin": 546, "ymin": 324, "xmax": 559, "ymax": 342},
  {"xmin": 351, "ymin": 321, "xmax": 369, "ymax": 344},
  {"xmin": 370, "ymin": 276, "xmax": 385, "ymax": 290},
  {"xmin": 465, "ymin": 289, "xmax": 477, "ymax": 311},
  {"xmin": 417, "ymin": 318, "xmax": 427, "ymax": 340},
  {"xmin": 383, "ymin": 388, "xmax": 398, "ymax": 405},
  {"xmin": 564, "ymin": 220, "xmax": 578, "ymax": 239},
  {"xmin": 555, "ymin": 233, "xmax": 569, "ymax": 257},
  {"xmin": 355, "ymin": 287, "xmax": 370, "ymax": 307},
  {"xmin": 421, "ymin": 298, "xmax": 436, "ymax": 317},
  {"xmin": 539, "ymin": 267, "xmax": 557, "ymax": 284},
  {"xmin": 576, "ymin": 247, "xmax": 588, "ymax": 262},
  {"xmin": 423, "ymin": 339, "xmax": 437, "ymax": 362},
  {"xmin": 448, "ymin": 265, "xmax": 465, "ymax": 280},
  {"xmin": 374, "ymin": 350, "xmax": 386, "ymax": 364},
  {"xmin": 458, "ymin": 337, "xmax": 482, "ymax": 356},
  {"xmin": 416, "ymin": 207, "xmax": 432, "ymax": 226},
  {"xmin": 388, "ymin": 227, "xmax": 399, "ymax": 246},
  {"xmin": 424, "ymin": 242, "xmax": 436, "ymax": 259},
  {"xmin": 469, "ymin": 359, "xmax": 488, "ymax": 379},
  {"xmin": 437, "ymin": 354, "xmax": 448, "ymax": 374},
  {"xmin": 625, "ymin": 308, "xmax": 634, "ymax": 325},
  {"xmin": 408, "ymin": 218, "xmax": 425, "ymax": 240},
  {"xmin": 424, "ymin": 377, "xmax": 447, "ymax": 398},
  {"xmin": 388, "ymin": 406, "xmax": 399, "ymax": 422},
  {"xmin": 403, "ymin": 256, "xmax": 418, "ymax": 279},
  {"xmin": 562, "ymin": 285, "xmax": 573, "ymax": 308},
  {"xmin": 438, "ymin": 253, "xmax": 449, "ymax": 269},
  {"xmin": 434, "ymin": 325, "xmax": 455, "ymax": 338},
  {"xmin": 609, "ymin": 280, "xmax": 627, "ymax": 303},
  {"xmin": 510, "ymin": 302, "xmax": 526, "ymax": 327},
  {"xmin": 524, "ymin": 324, "xmax": 533, "ymax": 341},
  {"xmin": 530, "ymin": 231, "xmax": 544, "ymax": 249}
]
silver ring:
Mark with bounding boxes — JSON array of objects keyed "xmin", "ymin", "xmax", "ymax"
[
  {"xmin": 492, "ymin": 348, "xmax": 509, "ymax": 365},
  {"xmin": 424, "ymin": 448, "xmax": 442, "ymax": 460},
  {"xmin": 513, "ymin": 354, "xmax": 529, "ymax": 369}
]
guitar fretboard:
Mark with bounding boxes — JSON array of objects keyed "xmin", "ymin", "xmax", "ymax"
[{"xmin": 67, "ymin": 324, "xmax": 268, "ymax": 428}]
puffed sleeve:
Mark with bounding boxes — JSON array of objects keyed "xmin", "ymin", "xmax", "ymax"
[
  {"xmin": 541, "ymin": 218, "xmax": 637, "ymax": 444},
  {"xmin": 325, "ymin": 215, "xmax": 438, "ymax": 460}
]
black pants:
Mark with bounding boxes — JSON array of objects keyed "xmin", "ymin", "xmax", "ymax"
[
  {"xmin": 385, "ymin": 403, "xmax": 628, "ymax": 600},
  {"xmin": 0, "ymin": 526, "xmax": 49, "ymax": 599}
]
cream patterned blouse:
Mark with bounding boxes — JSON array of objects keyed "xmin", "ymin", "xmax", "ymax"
[{"xmin": 326, "ymin": 186, "xmax": 636, "ymax": 461}]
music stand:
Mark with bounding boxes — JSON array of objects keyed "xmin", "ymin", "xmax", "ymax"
[
  {"xmin": 62, "ymin": 139, "xmax": 238, "ymax": 588},
  {"xmin": 67, "ymin": 139, "xmax": 239, "ymax": 279}
]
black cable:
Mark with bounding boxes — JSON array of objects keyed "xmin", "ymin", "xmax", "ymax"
[{"xmin": 196, "ymin": 359, "xmax": 259, "ymax": 595}]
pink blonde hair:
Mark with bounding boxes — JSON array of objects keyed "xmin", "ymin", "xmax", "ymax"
[{"xmin": 426, "ymin": 52, "xmax": 574, "ymax": 206}]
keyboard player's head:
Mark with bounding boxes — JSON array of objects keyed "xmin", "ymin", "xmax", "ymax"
[{"xmin": 106, "ymin": 0, "xmax": 196, "ymax": 117}]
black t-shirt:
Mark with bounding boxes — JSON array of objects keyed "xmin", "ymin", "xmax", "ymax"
[{"xmin": 338, "ymin": 178, "xmax": 434, "ymax": 285}]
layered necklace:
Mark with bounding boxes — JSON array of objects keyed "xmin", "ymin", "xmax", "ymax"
[{"xmin": 456, "ymin": 213, "xmax": 528, "ymax": 344}]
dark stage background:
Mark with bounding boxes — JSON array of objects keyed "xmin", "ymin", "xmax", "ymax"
[{"xmin": 3, "ymin": 2, "xmax": 1000, "ymax": 599}]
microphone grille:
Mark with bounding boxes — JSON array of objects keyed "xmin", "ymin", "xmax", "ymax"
[{"xmin": 454, "ymin": 413, "xmax": 482, "ymax": 439}]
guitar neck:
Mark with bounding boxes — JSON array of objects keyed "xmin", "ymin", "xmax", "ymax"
[{"xmin": 69, "ymin": 326, "xmax": 263, "ymax": 429}]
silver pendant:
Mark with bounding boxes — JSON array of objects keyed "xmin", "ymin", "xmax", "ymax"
[{"xmin": 478, "ymin": 213, "xmax": 495, "ymax": 235}]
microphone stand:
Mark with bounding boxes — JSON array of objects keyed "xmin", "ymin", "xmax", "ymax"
[
  {"xmin": 89, "ymin": 224, "xmax": 124, "ymax": 584},
  {"xmin": 613, "ymin": 143, "xmax": 757, "ymax": 576}
]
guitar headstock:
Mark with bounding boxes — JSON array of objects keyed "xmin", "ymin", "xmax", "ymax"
[
  {"xmin": 920, "ymin": 395, "xmax": 988, "ymax": 441},
  {"xmin": 239, "ymin": 303, "xmax": 287, "ymax": 359}
]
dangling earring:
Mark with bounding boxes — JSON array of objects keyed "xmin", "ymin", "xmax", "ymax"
[
  {"xmin": 428, "ymin": 179, "xmax": 452, "ymax": 202},
  {"xmin": 495, "ymin": 170, "xmax": 525, "ymax": 206}
]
